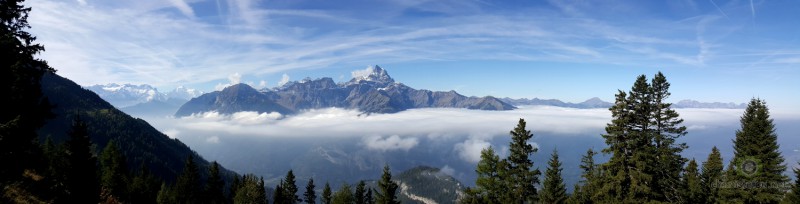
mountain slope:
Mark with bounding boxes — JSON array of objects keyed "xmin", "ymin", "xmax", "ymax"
[
  {"xmin": 395, "ymin": 166, "xmax": 464, "ymax": 204},
  {"xmin": 176, "ymin": 66, "xmax": 515, "ymax": 116},
  {"xmin": 39, "ymin": 73, "xmax": 235, "ymax": 182}
]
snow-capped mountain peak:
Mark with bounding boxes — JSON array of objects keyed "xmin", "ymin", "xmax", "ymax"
[
  {"xmin": 167, "ymin": 86, "xmax": 204, "ymax": 100},
  {"xmin": 86, "ymin": 83, "xmax": 203, "ymax": 108},
  {"xmin": 347, "ymin": 65, "xmax": 395, "ymax": 86}
]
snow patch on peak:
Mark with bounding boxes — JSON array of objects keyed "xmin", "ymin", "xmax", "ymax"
[{"xmin": 348, "ymin": 65, "xmax": 395, "ymax": 85}]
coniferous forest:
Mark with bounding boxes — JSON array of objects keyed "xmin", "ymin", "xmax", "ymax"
[{"xmin": 2, "ymin": 0, "xmax": 799, "ymax": 204}]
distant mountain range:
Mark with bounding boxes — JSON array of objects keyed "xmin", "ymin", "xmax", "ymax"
[
  {"xmin": 85, "ymin": 83, "xmax": 204, "ymax": 117},
  {"xmin": 85, "ymin": 83, "xmax": 203, "ymax": 108},
  {"xmin": 85, "ymin": 66, "xmax": 748, "ymax": 118},
  {"xmin": 175, "ymin": 66, "xmax": 515, "ymax": 116}
]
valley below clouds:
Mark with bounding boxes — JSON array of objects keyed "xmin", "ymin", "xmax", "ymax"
[{"xmin": 140, "ymin": 106, "xmax": 800, "ymax": 189}]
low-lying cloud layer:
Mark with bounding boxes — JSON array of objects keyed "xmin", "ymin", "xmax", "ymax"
[{"xmin": 147, "ymin": 106, "xmax": 762, "ymax": 163}]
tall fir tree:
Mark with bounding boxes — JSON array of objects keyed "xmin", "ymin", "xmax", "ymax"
[
  {"xmin": 64, "ymin": 117, "xmax": 99, "ymax": 204},
  {"xmin": 322, "ymin": 182, "xmax": 333, "ymax": 204},
  {"xmin": 471, "ymin": 146, "xmax": 503, "ymax": 203},
  {"xmin": 598, "ymin": 89, "xmax": 633, "ymax": 202},
  {"xmin": 650, "ymin": 72, "xmax": 688, "ymax": 202},
  {"xmin": 681, "ymin": 159, "xmax": 703, "ymax": 204},
  {"xmin": 205, "ymin": 161, "xmax": 226, "ymax": 204},
  {"xmin": 502, "ymin": 118, "xmax": 541, "ymax": 203},
  {"xmin": 376, "ymin": 165, "xmax": 400, "ymax": 204},
  {"xmin": 366, "ymin": 188, "xmax": 375, "ymax": 204},
  {"xmin": 700, "ymin": 146, "xmax": 724, "ymax": 204},
  {"xmin": 598, "ymin": 73, "xmax": 688, "ymax": 203},
  {"xmin": 99, "ymin": 140, "xmax": 129, "ymax": 200},
  {"xmin": 540, "ymin": 149, "xmax": 567, "ymax": 204},
  {"xmin": 234, "ymin": 174, "xmax": 267, "ymax": 204},
  {"xmin": 569, "ymin": 148, "xmax": 597, "ymax": 204},
  {"xmin": 724, "ymin": 98, "xmax": 788, "ymax": 203},
  {"xmin": 305, "ymin": 177, "xmax": 317, "ymax": 204},
  {"xmin": 156, "ymin": 182, "xmax": 175, "ymax": 204},
  {"xmin": 174, "ymin": 154, "xmax": 201, "ymax": 203},
  {"xmin": 0, "ymin": 0, "xmax": 54, "ymax": 186},
  {"xmin": 332, "ymin": 184, "xmax": 354, "ymax": 204},
  {"xmin": 282, "ymin": 170, "xmax": 301, "ymax": 204},
  {"xmin": 274, "ymin": 182, "xmax": 286, "ymax": 204},
  {"xmin": 355, "ymin": 180, "xmax": 367, "ymax": 204},
  {"xmin": 129, "ymin": 163, "xmax": 161, "ymax": 204}
]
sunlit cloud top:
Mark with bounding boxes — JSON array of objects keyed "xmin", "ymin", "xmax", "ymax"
[{"xmin": 25, "ymin": 0, "xmax": 800, "ymax": 110}]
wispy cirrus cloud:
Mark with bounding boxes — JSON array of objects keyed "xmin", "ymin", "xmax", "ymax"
[{"xmin": 25, "ymin": 0, "xmax": 800, "ymax": 92}]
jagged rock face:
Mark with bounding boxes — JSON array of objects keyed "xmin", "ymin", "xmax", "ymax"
[{"xmin": 175, "ymin": 66, "xmax": 516, "ymax": 116}]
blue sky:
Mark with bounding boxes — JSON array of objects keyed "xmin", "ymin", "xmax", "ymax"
[{"xmin": 25, "ymin": 0, "xmax": 800, "ymax": 111}]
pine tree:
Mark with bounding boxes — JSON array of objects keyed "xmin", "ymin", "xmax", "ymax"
[
  {"xmin": 322, "ymin": 182, "xmax": 333, "ymax": 204},
  {"xmin": 305, "ymin": 178, "xmax": 317, "ymax": 204},
  {"xmin": 174, "ymin": 154, "xmax": 201, "ymax": 203},
  {"xmin": 282, "ymin": 170, "xmax": 301, "ymax": 203},
  {"xmin": 355, "ymin": 180, "xmax": 367, "ymax": 204},
  {"xmin": 472, "ymin": 146, "xmax": 503, "ymax": 203},
  {"xmin": 569, "ymin": 148, "xmax": 597, "ymax": 204},
  {"xmin": 597, "ymin": 73, "xmax": 688, "ymax": 203},
  {"xmin": 275, "ymin": 183, "xmax": 286, "ymax": 204},
  {"xmin": 99, "ymin": 140, "xmax": 129, "ymax": 199},
  {"xmin": 332, "ymin": 184, "xmax": 354, "ymax": 204},
  {"xmin": 156, "ymin": 182, "xmax": 174, "ymax": 204},
  {"xmin": 376, "ymin": 165, "xmax": 400, "ymax": 204},
  {"xmin": 129, "ymin": 163, "xmax": 161, "ymax": 204},
  {"xmin": 234, "ymin": 174, "xmax": 267, "ymax": 204},
  {"xmin": 205, "ymin": 161, "xmax": 226, "ymax": 204},
  {"xmin": 681, "ymin": 159, "xmax": 703, "ymax": 204},
  {"xmin": 649, "ymin": 72, "xmax": 688, "ymax": 203},
  {"xmin": 366, "ymin": 188, "xmax": 374, "ymax": 204},
  {"xmin": 540, "ymin": 149, "xmax": 567, "ymax": 204},
  {"xmin": 783, "ymin": 164, "xmax": 800, "ymax": 203},
  {"xmin": 502, "ymin": 118, "xmax": 541, "ymax": 203},
  {"xmin": 64, "ymin": 117, "xmax": 99, "ymax": 204},
  {"xmin": 231, "ymin": 174, "xmax": 242, "ymax": 201},
  {"xmin": 725, "ymin": 98, "xmax": 788, "ymax": 203},
  {"xmin": 0, "ymin": 0, "xmax": 54, "ymax": 185},
  {"xmin": 700, "ymin": 146, "xmax": 723, "ymax": 204}
]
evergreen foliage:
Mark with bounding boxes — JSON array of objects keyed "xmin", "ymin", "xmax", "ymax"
[
  {"xmin": 681, "ymin": 159, "xmax": 703, "ymax": 204},
  {"xmin": 0, "ymin": 0, "xmax": 54, "ymax": 188},
  {"xmin": 598, "ymin": 73, "xmax": 688, "ymax": 203},
  {"xmin": 305, "ymin": 177, "xmax": 317, "ymax": 204},
  {"xmin": 503, "ymin": 118, "xmax": 541, "ymax": 203},
  {"xmin": 540, "ymin": 149, "xmax": 567, "ymax": 204},
  {"xmin": 64, "ymin": 118, "xmax": 99, "ymax": 204},
  {"xmin": 282, "ymin": 170, "xmax": 301, "ymax": 203},
  {"xmin": 355, "ymin": 180, "xmax": 367, "ymax": 204},
  {"xmin": 569, "ymin": 148, "xmax": 597, "ymax": 204},
  {"xmin": 99, "ymin": 139, "xmax": 129, "ymax": 199},
  {"xmin": 322, "ymin": 182, "xmax": 333, "ymax": 204},
  {"xmin": 233, "ymin": 174, "xmax": 268, "ymax": 204},
  {"xmin": 376, "ymin": 165, "xmax": 400, "ymax": 204},
  {"xmin": 783, "ymin": 164, "xmax": 800, "ymax": 203},
  {"xmin": 701, "ymin": 146, "xmax": 724, "ymax": 203},
  {"xmin": 174, "ymin": 154, "xmax": 201, "ymax": 203},
  {"xmin": 205, "ymin": 161, "xmax": 226, "ymax": 204},
  {"xmin": 332, "ymin": 184, "xmax": 355, "ymax": 204},
  {"xmin": 723, "ymin": 98, "xmax": 789, "ymax": 203},
  {"xmin": 128, "ymin": 163, "xmax": 161, "ymax": 204}
]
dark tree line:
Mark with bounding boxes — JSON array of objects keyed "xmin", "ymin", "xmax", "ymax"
[{"xmin": 465, "ymin": 73, "xmax": 796, "ymax": 204}]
